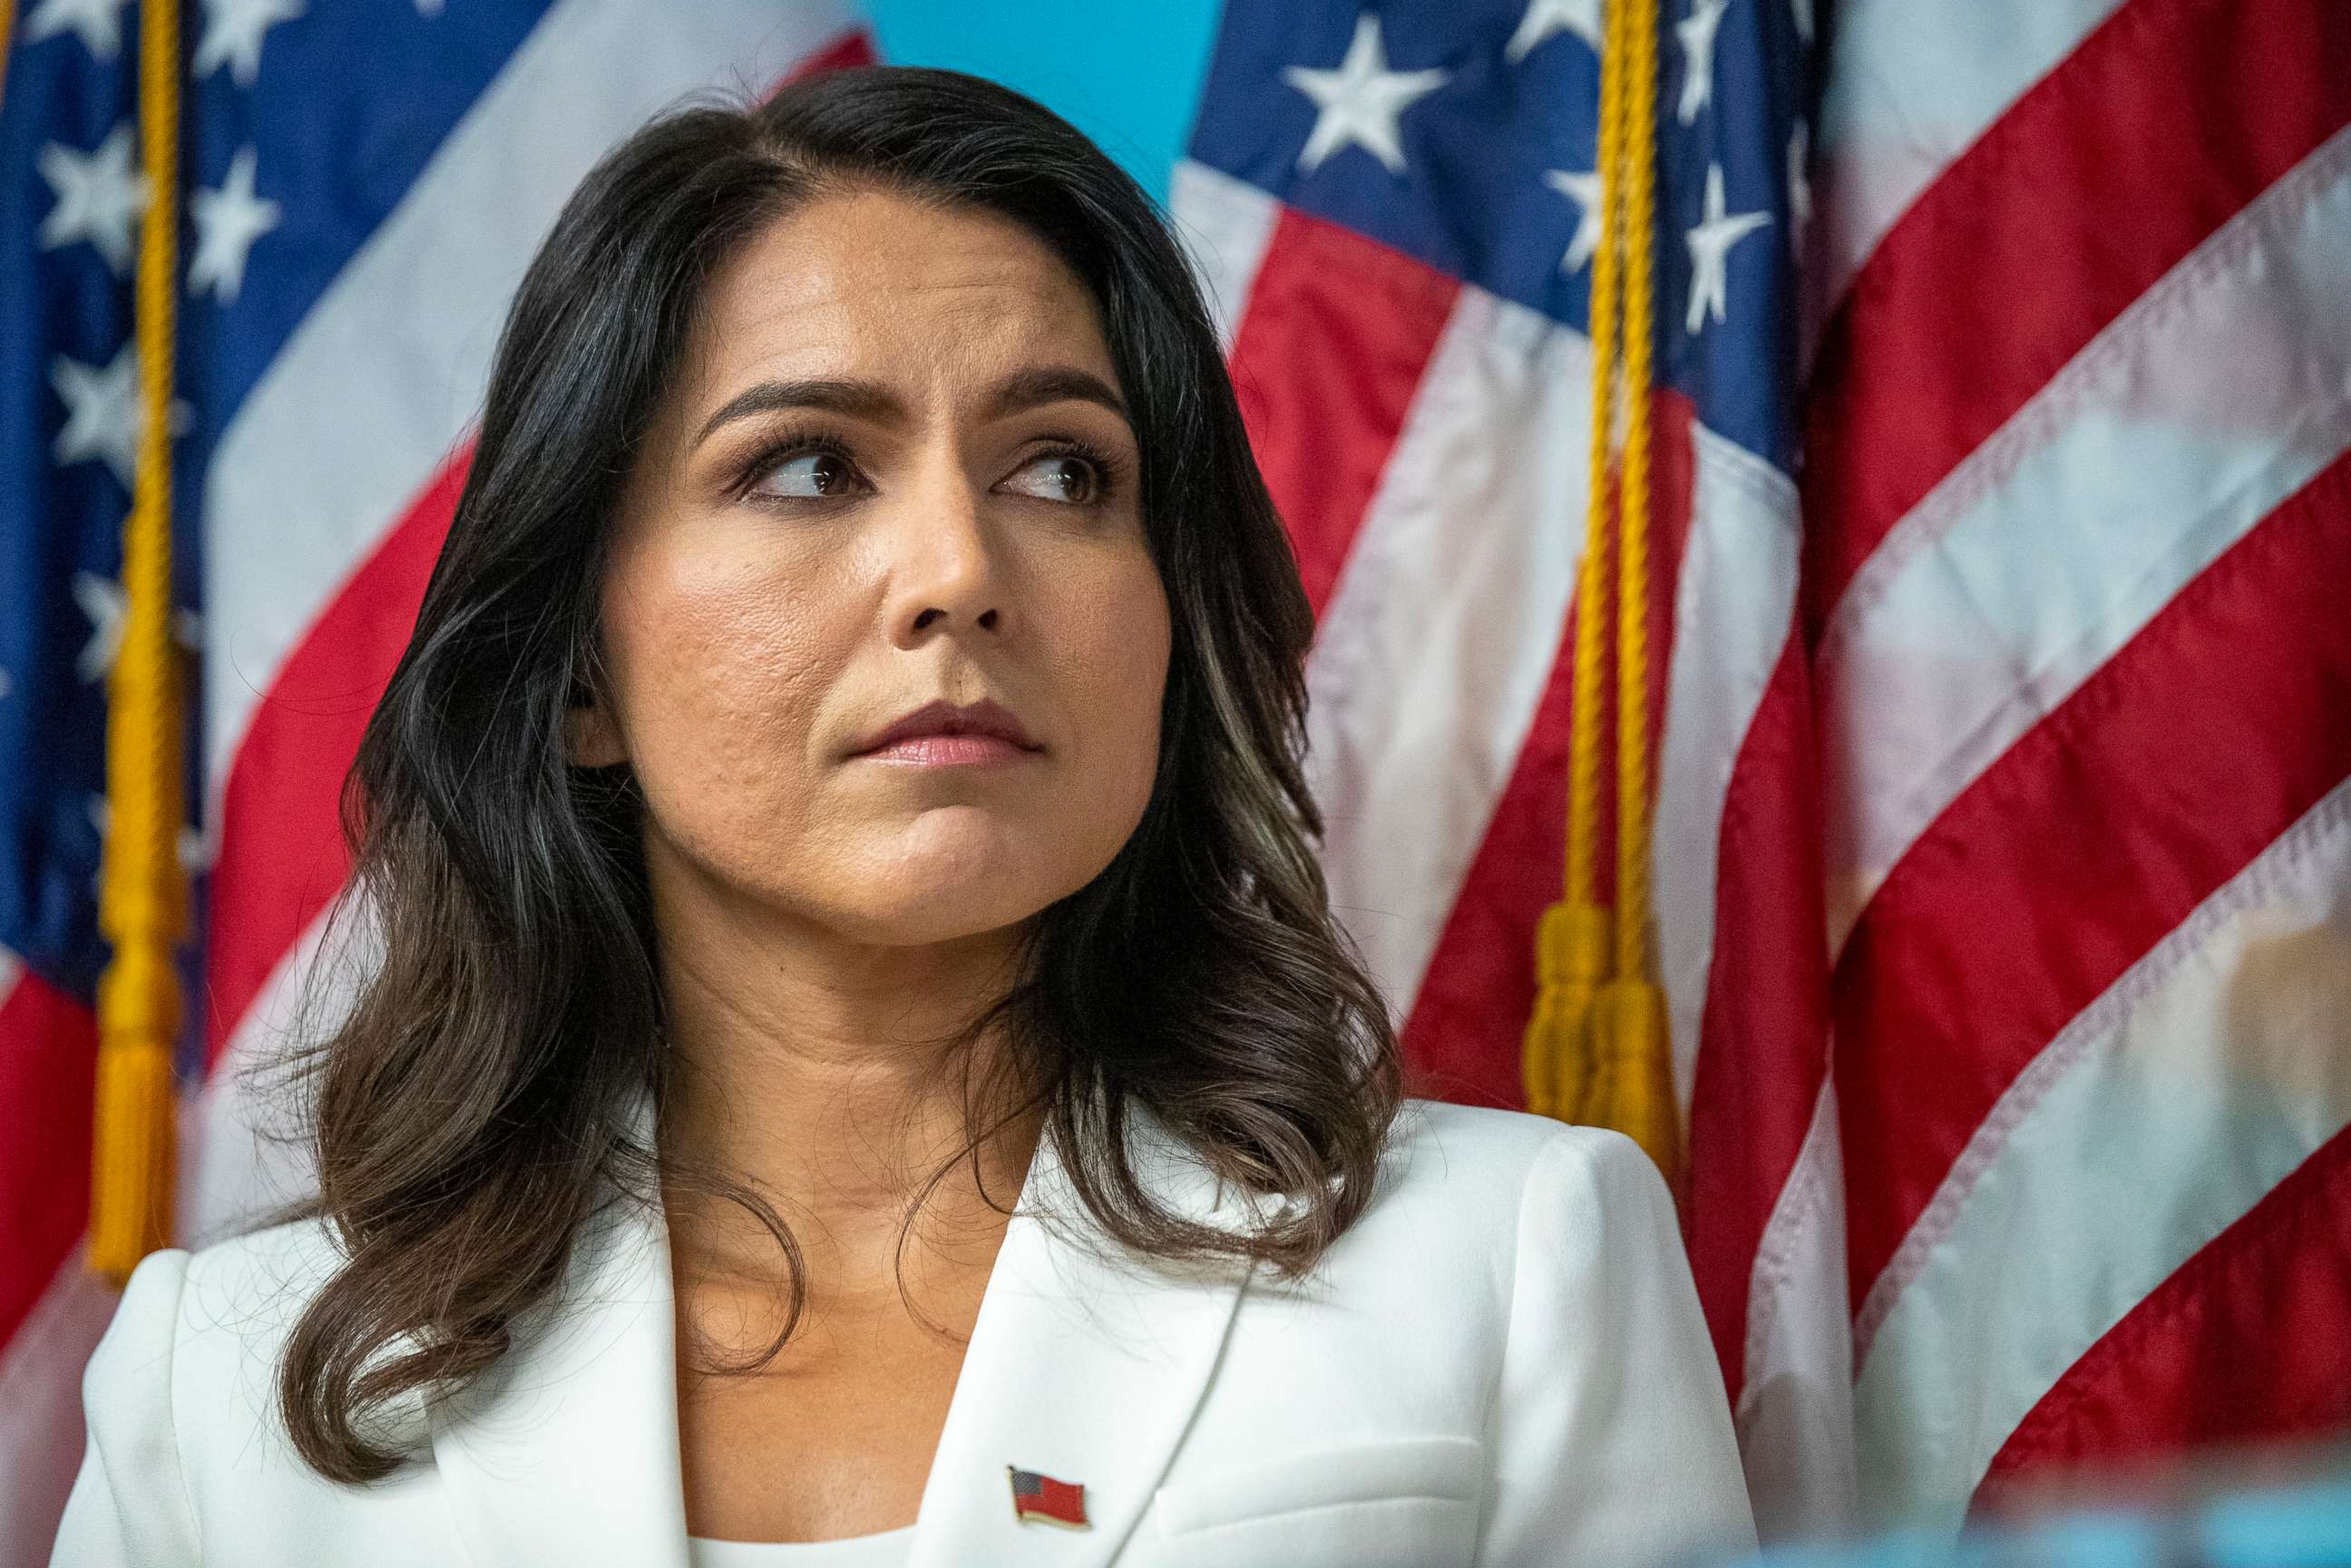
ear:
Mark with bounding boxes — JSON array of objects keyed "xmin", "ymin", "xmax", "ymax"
[{"xmin": 564, "ymin": 693, "xmax": 629, "ymax": 769}]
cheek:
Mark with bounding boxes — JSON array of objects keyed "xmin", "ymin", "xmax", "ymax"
[
  {"xmin": 1061, "ymin": 560, "xmax": 1174, "ymax": 820},
  {"xmin": 600, "ymin": 544, "xmax": 835, "ymax": 820}
]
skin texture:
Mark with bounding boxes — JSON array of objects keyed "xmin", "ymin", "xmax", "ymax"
[{"xmin": 567, "ymin": 189, "xmax": 1173, "ymax": 1544}]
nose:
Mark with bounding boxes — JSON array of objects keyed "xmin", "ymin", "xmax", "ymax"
[{"xmin": 888, "ymin": 452, "xmax": 1005, "ymax": 645}]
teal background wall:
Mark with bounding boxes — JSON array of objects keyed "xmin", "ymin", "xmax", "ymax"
[{"xmin": 859, "ymin": 1, "xmax": 1225, "ymax": 204}]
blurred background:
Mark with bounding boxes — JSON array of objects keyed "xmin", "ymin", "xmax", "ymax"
[{"xmin": 5, "ymin": 1, "xmax": 2348, "ymax": 1564}]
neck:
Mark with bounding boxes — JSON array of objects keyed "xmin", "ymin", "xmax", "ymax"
[{"xmin": 648, "ymin": 854, "xmax": 1046, "ymax": 1301}]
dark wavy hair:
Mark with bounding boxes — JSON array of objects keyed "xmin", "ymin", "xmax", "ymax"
[{"xmin": 242, "ymin": 64, "xmax": 1402, "ymax": 1484}]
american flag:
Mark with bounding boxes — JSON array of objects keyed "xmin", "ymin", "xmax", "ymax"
[
  {"xmin": 1007, "ymin": 1466, "xmax": 1090, "ymax": 1529},
  {"xmin": 1169, "ymin": 0, "xmax": 2351, "ymax": 1542},
  {"xmin": 0, "ymin": 3, "xmax": 869, "ymax": 1557}
]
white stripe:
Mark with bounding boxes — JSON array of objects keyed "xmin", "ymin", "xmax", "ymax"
[
  {"xmin": 181, "ymin": 893, "xmax": 377, "ymax": 1243},
  {"xmin": 202, "ymin": 0, "xmax": 854, "ymax": 805},
  {"xmin": 1654, "ymin": 425, "xmax": 1800, "ymax": 1120},
  {"xmin": 1732, "ymin": 1080, "xmax": 1859, "ymax": 1540},
  {"xmin": 0, "ymin": 949, "xmax": 18, "ymax": 998},
  {"xmin": 1167, "ymin": 159, "xmax": 1280, "ymax": 354},
  {"xmin": 1807, "ymin": 0, "xmax": 2121, "ymax": 334},
  {"xmin": 1851, "ymin": 779, "xmax": 2351, "ymax": 1532},
  {"xmin": 1818, "ymin": 128, "xmax": 2351, "ymax": 952},
  {"xmin": 1304, "ymin": 287, "xmax": 1590, "ymax": 1027},
  {"xmin": 0, "ymin": 1247, "xmax": 116, "ymax": 1568}
]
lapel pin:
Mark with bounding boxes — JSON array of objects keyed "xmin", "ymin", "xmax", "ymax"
[{"xmin": 1007, "ymin": 1466, "xmax": 1090, "ymax": 1529}]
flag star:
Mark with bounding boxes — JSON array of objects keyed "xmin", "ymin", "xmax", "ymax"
[
  {"xmin": 1675, "ymin": 0, "xmax": 1730, "ymax": 125},
  {"xmin": 1787, "ymin": 121, "xmax": 1811, "ymax": 240},
  {"xmin": 1281, "ymin": 14, "xmax": 1450, "ymax": 177},
  {"xmin": 0, "ymin": 667, "xmax": 14, "ymax": 701},
  {"xmin": 415, "ymin": 0, "xmax": 444, "ymax": 12},
  {"xmin": 1685, "ymin": 162, "xmax": 1771, "ymax": 334},
  {"xmin": 194, "ymin": 0, "xmax": 304, "ymax": 86},
  {"xmin": 1505, "ymin": 0, "xmax": 1603, "ymax": 63},
  {"xmin": 73, "ymin": 571, "xmax": 127, "ymax": 683},
  {"xmin": 37, "ymin": 124, "xmax": 150, "ymax": 275},
  {"xmin": 1544, "ymin": 168, "xmax": 1604, "ymax": 274},
  {"xmin": 51, "ymin": 346, "xmax": 194, "ymax": 492},
  {"xmin": 23, "ymin": 0, "xmax": 133, "ymax": 59},
  {"xmin": 189, "ymin": 146, "xmax": 281, "ymax": 305},
  {"xmin": 86, "ymin": 795, "xmax": 214, "ymax": 877},
  {"xmin": 1790, "ymin": 0, "xmax": 1813, "ymax": 43}
]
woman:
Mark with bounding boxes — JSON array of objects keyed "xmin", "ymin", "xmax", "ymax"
[{"xmin": 52, "ymin": 66, "xmax": 1756, "ymax": 1568}]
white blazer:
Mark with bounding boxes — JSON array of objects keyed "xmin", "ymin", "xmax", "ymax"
[{"xmin": 50, "ymin": 1096, "xmax": 1757, "ymax": 1568}]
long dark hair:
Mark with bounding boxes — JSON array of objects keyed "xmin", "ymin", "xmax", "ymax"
[{"xmin": 243, "ymin": 64, "xmax": 1401, "ymax": 1484}]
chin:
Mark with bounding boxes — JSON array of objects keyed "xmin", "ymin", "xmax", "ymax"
[
  {"xmin": 831, "ymin": 854, "xmax": 1077, "ymax": 945},
  {"xmin": 831, "ymin": 891, "xmax": 1055, "ymax": 951}
]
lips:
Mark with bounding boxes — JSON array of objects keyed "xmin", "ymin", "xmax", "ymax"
[{"xmin": 853, "ymin": 697, "xmax": 1040, "ymax": 756}]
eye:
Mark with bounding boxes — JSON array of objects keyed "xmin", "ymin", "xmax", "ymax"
[
  {"xmin": 751, "ymin": 447, "xmax": 863, "ymax": 501},
  {"xmin": 1000, "ymin": 450, "xmax": 1107, "ymax": 506}
]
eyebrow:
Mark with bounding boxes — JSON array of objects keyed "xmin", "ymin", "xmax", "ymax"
[{"xmin": 693, "ymin": 365, "xmax": 1130, "ymax": 450}]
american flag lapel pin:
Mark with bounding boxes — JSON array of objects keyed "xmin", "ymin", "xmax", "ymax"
[{"xmin": 1007, "ymin": 1466, "xmax": 1090, "ymax": 1529}]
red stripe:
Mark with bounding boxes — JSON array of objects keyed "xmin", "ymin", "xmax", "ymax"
[
  {"xmin": 1834, "ymin": 450, "xmax": 2351, "ymax": 1315},
  {"xmin": 1974, "ymin": 1121, "xmax": 2351, "ymax": 1507},
  {"xmin": 203, "ymin": 456, "xmax": 464, "ymax": 1066},
  {"xmin": 1678, "ymin": 627, "xmax": 1833, "ymax": 1403},
  {"xmin": 1225, "ymin": 208, "xmax": 1459, "ymax": 619},
  {"xmin": 1399, "ymin": 392, "xmax": 1697, "ymax": 1113},
  {"xmin": 784, "ymin": 25, "xmax": 875, "ymax": 82},
  {"xmin": 1800, "ymin": 0, "xmax": 2351, "ymax": 634},
  {"xmin": 0, "ymin": 971, "xmax": 96, "ymax": 1354}
]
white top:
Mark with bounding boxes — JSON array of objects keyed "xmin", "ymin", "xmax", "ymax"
[{"xmin": 686, "ymin": 1526, "xmax": 915, "ymax": 1568}]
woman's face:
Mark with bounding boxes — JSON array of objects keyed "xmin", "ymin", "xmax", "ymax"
[{"xmin": 574, "ymin": 190, "xmax": 1172, "ymax": 953}]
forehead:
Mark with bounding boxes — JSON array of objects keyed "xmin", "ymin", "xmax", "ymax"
[{"xmin": 677, "ymin": 189, "xmax": 1117, "ymax": 412}]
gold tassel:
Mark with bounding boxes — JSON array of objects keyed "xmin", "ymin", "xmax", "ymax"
[
  {"xmin": 1587, "ymin": 979, "xmax": 1680, "ymax": 1176},
  {"xmin": 1589, "ymin": 0, "xmax": 1681, "ymax": 1190},
  {"xmin": 1522, "ymin": 901, "xmax": 1612, "ymax": 1120},
  {"xmin": 1526, "ymin": 0, "xmax": 1682, "ymax": 1192},
  {"xmin": 88, "ymin": 0, "xmax": 188, "ymax": 1287},
  {"xmin": 1525, "ymin": 0, "xmax": 1635, "ymax": 1121}
]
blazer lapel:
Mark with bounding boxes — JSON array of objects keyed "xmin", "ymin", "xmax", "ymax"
[
  {"xmin": 427, "ymin": 1094, "xmax": 1249, "ymax": 1568},
  {"xmin": 431, "ymin": 1097, "xmax": 692, "ymax": 1568},
  {"xmin": 904, "ymin": 1110, "xmax": 1251, "ymax": 1568}
]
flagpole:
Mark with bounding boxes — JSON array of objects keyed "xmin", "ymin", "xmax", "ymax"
[{"xmin": 89, "ymin": 0, "xmax": 189, "ymax": 1286}]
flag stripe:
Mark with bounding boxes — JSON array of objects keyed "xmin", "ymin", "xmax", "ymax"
[
  {"xmin": 1799, "ymin": 0, "xmax": 2351, "ymax": 634},
  {"xmin": 1806, "ymin": 0, "xmax": 2122, "ymax": 327},
  {"xmin": 1977, "ymin": 1118, "xmax": 2351, "ymax": 1497},
  {"xmin": 0, "ymin": 1242, "xmax": 111, "ymax": 1562},
  {"xmin": 1729, "ymin": 1082, "xmax": 1858, "ymax": 1540},
  {"xmin": 1683, "ymin": 630, "xmax": 1832, "ymax": 1398},
  {"xmin": 1304, "ymin": 289, "xmax": 1595, "ymax": 1052},
  {"xmin": 1656, "ymin": 424, "xmax": 1800, "ymax": 1123},
  {"xmin": 1852, "ymin": 777, "xmax": 2351, "ymax": 1525},
  {"xmin": 203, "ymin": 457, "xmax": 460, "ymax": 1063},
  {"xmin": 0, "ymin": 968, "xmax": 93, "ymax": 1353},
  {"xmin": 1818, "ymin": 128, "xmax": 2351, "ymax": 950},
  {"xmin": 1224, "ymin": 207, "xmax": 1458, "ymax": 618},
  {"xmin": 1395, "ymin": 386, "xmax": 1696, "ymax": 1109},
  {"xmin": 184, "ymin": 901, "xmax": 350, "ymax": 1245},
  {"xmin": 1833, "ymin": 448, "xmax": 2351, "ymax": 1315},
  {"xmin": 1167, "ymin": 159, "xmax": 1282, "ymax": 354}
]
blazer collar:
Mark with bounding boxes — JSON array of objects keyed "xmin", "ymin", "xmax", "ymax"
[{"xmin": 429, "ymin": 1088, "xmax": 1251, "ymax": 1568}]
